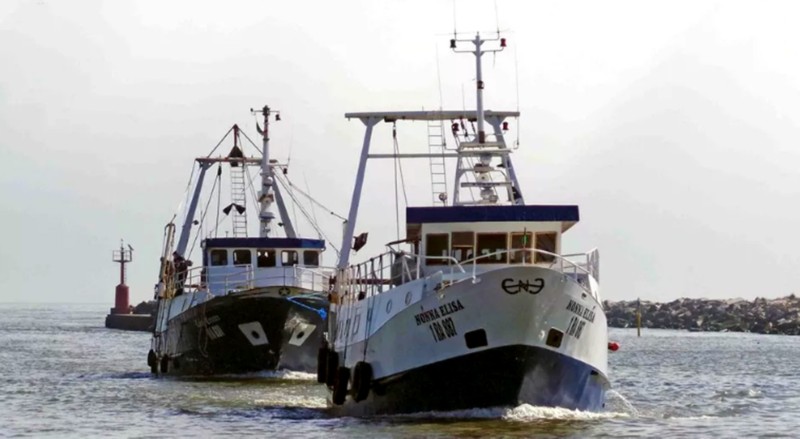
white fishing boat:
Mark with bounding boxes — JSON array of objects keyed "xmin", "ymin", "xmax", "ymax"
[
  {"xmin": 147, "ymin": 106, "xmax": 332, "ymax": 376},
  {"xmin": 317, "ymin": 34, "xmax": 610, "ymax": 415}
]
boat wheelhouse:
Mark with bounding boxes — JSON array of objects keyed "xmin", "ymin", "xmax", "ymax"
[
  {"xmin": 201, "ymin": 237, "xmax": 326, "ymax": 295},
  {"xmin": 405, "ymin": 204, "xmax": 598, "ymax": 290},
  {"xmin": 411, "ymin": 204, "xmax": 575, "ymax": 265}
]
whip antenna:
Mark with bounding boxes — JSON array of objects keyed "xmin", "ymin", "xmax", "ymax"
[
  {"xmin": 514, "ymin": 43, "xmax": 521, "ymax": 148},
  {"xmin": 494, "ymin": 0, "xmax": 501, "ymax": 36},
  {"xmin": 452, "ymin": 0, "xmax": 457, "ymax": 39}
]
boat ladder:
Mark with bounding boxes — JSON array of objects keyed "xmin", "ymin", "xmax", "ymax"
[
  {"xmin": 230, "ymin": 164, "xmax": 248, "ymax": 237},
  {"xmin": 426, "ymin": 119, "xmax": 448, "ymax": 205}
]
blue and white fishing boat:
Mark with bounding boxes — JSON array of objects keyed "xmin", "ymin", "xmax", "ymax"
[
  {"xmin": 318, "ymin": 34, "xmax": 610, "ymax": 415},
  {"xmin": 148, "ymin": 106, "xmax": 331, "ymax": 376}
]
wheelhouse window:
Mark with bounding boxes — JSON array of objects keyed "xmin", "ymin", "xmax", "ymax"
[
  {"xmin": 510, "ymin": 232, "xmax": 533, "ymax": 264},
  {"xmin": 303, "ymin": 250, "xmax": 319, "ymax": 267},
  {"xmin": 257, "ymin": 249, "xmax": 276, "ymax": 267},
  {"xmin": 450, "ymin": 232, "xmax": 474, "ymax": 263},
  {"xmin": 476, "ymin": 233, "xmax": 508, "ymax": 264},
  {"xmin": 233, "ymin": 249, "xmax": 252, "ymax": 265},
  {"xmin": 210, "ymin": 249, "xmax": 228, "ymax": 266},
  {"xmin": 425, "ymin": 234, "xmax": 449, "ymax": 265},
  {"xmin": 535, "ymin": 232, "xmax": 557, "ymax": 263},
  {"xmin": 282, "ymin": 250, "xmax": 299, "ymax": 266}
]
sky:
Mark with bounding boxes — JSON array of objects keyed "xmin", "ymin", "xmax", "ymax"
[{"xmin": 1, "ymin": 0, "xmax": 799, "ymax": 304}]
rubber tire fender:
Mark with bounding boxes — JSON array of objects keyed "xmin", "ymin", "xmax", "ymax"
[
  {"xmin": 351, "ymin": 361, "xmax": 373, "ymax": 402},
  {"xmin": 325, "ymin": 351, "xmax": 339, "ymax": 388},
  {"xmin": 317, "ymin": 343, "xmax": 329, "ymax": 384},
  {"xmin": 332, "ymin": 366, "xmax": 350, "ymax": 405},
  {"xmin": 160, "ymin": 355, "xmax": 169, "ymax": 374},
  {"xmin": 147, "ymin": 349, "xmax": 158, "ymax": 374}
]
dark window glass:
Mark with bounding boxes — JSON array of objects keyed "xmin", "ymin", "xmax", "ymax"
[
  {"xmin": 510, "ymin": 232, "xmax": 533, "ymax": 264},
  {"xmin": 282, "ymin": 250, "xmax": 298, "ymax": 266},
  {"xmin": 535, "ymin": 232, "xmax": 557, "ymax": 263},
  {"xmin": 257, "ymin": 249, "xmax": 276, "ymax": 267},
  {"xmin": 304, "ymin": 251, "xmax": 319, "ymax": 266},
  {"xmin": 233, "ymin": 249, "xmax": 252, "ymax": 265},
  {"xmin": 210, "ymin": 249, "xmax": 227, "ymax": 266},
  {"xmin": 476, "ymin": 233, "xmax": 508, "ymax": 264},
  {"xmin": 450, "ymin": 232, "xmax": 474, "ymax": 262},
  {"xmin": 425, "ymin": 234, "xmax": 449, "ymax": 265}
]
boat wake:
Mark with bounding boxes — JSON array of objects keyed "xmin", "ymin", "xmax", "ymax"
[
  {"xmin": 605, "ymin": 389, "xmax": 640, "ymax": 416},
  {"xmin": 173, "ymin": 369, "xmax": 317, "ymax": 382},
  {"xmin": 503, "ymin": 404, "xmax": 630, "ymax": 422},
  {"xmin": 367, "ymin": 404, "xmax": 630, "ymax": 422},
  {"xmin": 256, "ymin": 370, "xmax": 317, "ymax": 381}
]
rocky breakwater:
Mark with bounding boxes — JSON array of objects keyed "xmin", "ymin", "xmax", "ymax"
[
  {"xmin": 105, "ymin": 300, "xmax": 157, "ymax": 332},
  {"xmin": 604, "ymin": 295, "xmax": 800, "ymax": 335}
]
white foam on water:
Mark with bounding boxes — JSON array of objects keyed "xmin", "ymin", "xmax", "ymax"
[
  {"xmin": 257, "ymin": 370, "xmax": 317, "ymax": 381},
  {"xmin": 253, "ymin": 395, "xmax": 327, "ymax": 410},
  {"xmin": 380, "ymin": 404, "xmax": 629, "ymax": 422},
  {"xmin": 668, "ymin": 415, "xmax": 718, "ymax": 420},
  {"xmin": 180, "ymin": 369, "xmax": 317, "ymax": 381},
  {"xmin": 714, "ymin": 388, "xmax": 762, "ymax": 398},
  {"xmin": 605, "ymin": 389, "xmax": 640, "ymax": 416},
  {"xmin": 502, "ymin": 404, "xmax": 630, "ymax": 422},
  {"xmin": 387, "ymin": 406, "xmax": 509, "ymax": 420}
]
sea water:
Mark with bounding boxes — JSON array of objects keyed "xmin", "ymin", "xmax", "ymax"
[{"xmin": 1, "ymin": 303, "xmax": 798, "ymax": 438}]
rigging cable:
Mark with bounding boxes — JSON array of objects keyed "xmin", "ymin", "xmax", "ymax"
[
  {"xmin": 275, "ymin": 173, "xmax": 341, "ymax": 257},
  {"xmin": 304, "ymin": 172, "xmax": 321, "ymax": 240},
  {"xmin": 215, "ymin": 165, "xmax": 222, "ymax": 238},
  {"xmin": 436, "ymin": 44, "xmax": 444, "ymax": 111},
  {"xmin": 281, "ymin": 175, "xmax": 348, "ymax": 222},
  {"xmin": 285, "ymin": 129, "xmax": 301, "ymax": 235},
  {"xmin": 393, "ymin": 123, "xmax": 400, "ymax": 240},
  {"xmin": 175, "ymin": 162, "xmax": 197, "ymax": 223},
  {"xmin": 290, "ymin": 176, "xmax": 300, "ymax": 236},
  {"xmin": 392, "ymin": 123, "xmax": 409, "ymax": 205},
  {"xmin": 280, "ymin": 176, "xmax": 340, "ymax": 257},
  {"xmin": 205, "ymin": 126, "xmax": 236, "ymax": 158},
  {"xmin": 391, "ymin": 122, "xmax": 409, "ymax": 240},
  {"xmin": 187, "ymin": 166, "xmax": 221, "ymax": 258},
  {"xmin": 244, "ymin": 165, "xmax": 261, "ymax": 219},
  {"xmin": 239, "ymin": 129, "xmax": 263, "ymax": 155}
]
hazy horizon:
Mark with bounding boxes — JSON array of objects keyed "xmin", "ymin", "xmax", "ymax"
[{"xmin": 2, "ymin": 0, "xmax": 799, "ymax": 304}]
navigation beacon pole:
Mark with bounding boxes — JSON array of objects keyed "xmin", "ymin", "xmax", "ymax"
[
  {"xmin": 450, "ymin": 33, "xmax": 507, "ymax": 144},
  {"xmin": 254, "ymin": 105, "xmax": 281, "ymax": 237},
  {"xmin": 637, "ymin": 297, "xmax": 642, "ymax": 337},
  {"xmin": 112, "ymin": 240, "xmax": 133, "ymax": 315}
]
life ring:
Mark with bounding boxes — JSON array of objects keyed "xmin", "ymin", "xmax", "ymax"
[
  {"xmin": 317, "ymin": 343, "xmax": 329, "ymax": 384},
  {"xmin": 325, "ymin": 351, "xmax": 339, "ymax": 388},
  {"xmin": 332, "ymin": 366, "xmax": 350, "ymax": 405},
  {"xmin": 147, "ymin": 349, "xmax": 158, "ymax": 374},
  {"xmin": 160, "ymin": 355, "xmax": 169, "ymax": 374},
  {"xmin": 351, "ymin": 361, "xmax": 373, "ymax": 402}
]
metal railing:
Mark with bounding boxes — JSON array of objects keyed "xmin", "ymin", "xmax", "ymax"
[
  {"xmin": 333, "ymin": 247, "xmax": 600, "ymax": 303},
  {"xmin": 160, "ymin": 264, "xmax": 333, "ymax": 298}
]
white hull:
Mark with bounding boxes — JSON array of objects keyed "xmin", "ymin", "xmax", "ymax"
[{"xmin": 328, "ymin": 265, "xmax": 608, "ymax": 414}]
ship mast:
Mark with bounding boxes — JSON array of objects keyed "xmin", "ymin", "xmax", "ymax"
[
  {"xmin": 256, "ymin": 105, "xmax": 279, "ymax": 237},
  {"xmin": 451, "ymin": 33, "xmax": 506, "ymax": 144},
  {"xmin": 338, "ymin": 34, "xmax": 520, "ymax": 266}
]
